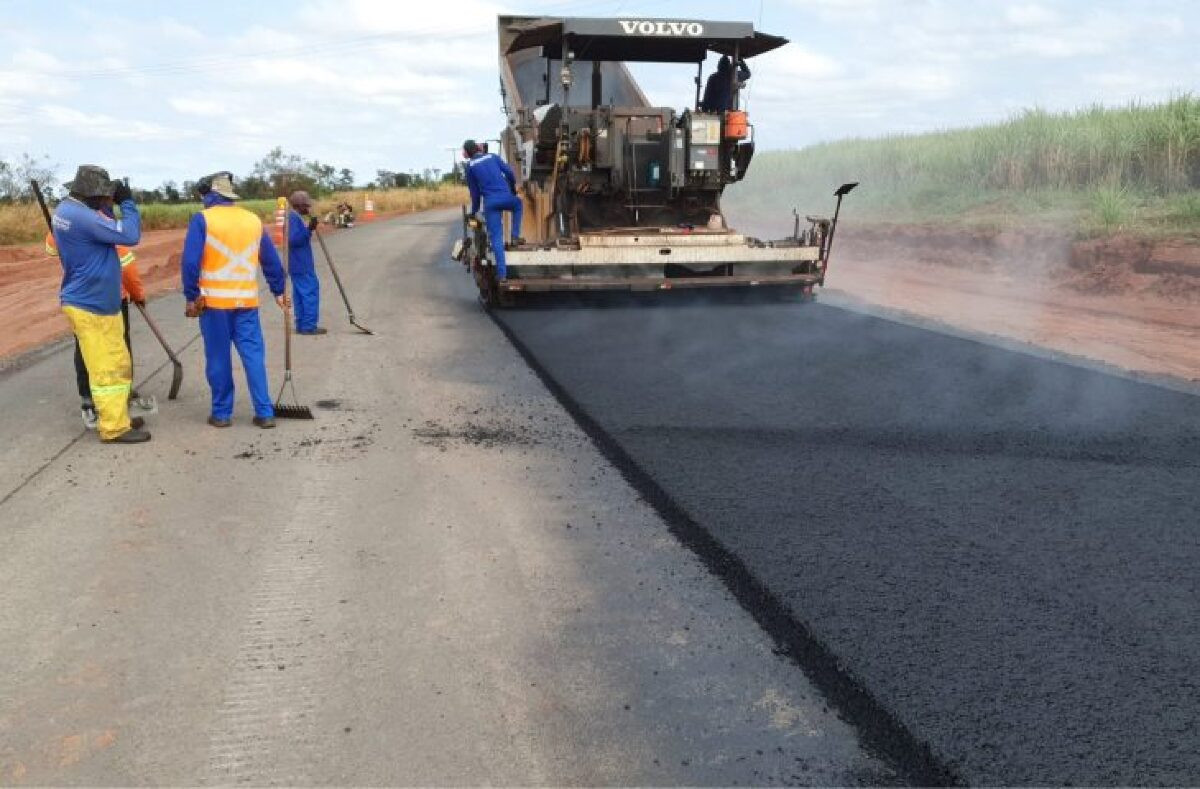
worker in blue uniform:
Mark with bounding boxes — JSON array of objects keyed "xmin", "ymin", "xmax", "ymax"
[
  {"xmin": 288, "ymin": 190, "xmax": 325, "ymax": 335},
  {"xmin": 180, "ymin": 172, "xmax": 288, "ymax": 429},
  {"xmin": 463, "ymin": 139, "xmax": 523, "ymax": 280},
  {"xmin": 54, "ymin": 164, "xmax": 150, "ymax": 444},
  {"xmin": 700, "ymin": 55, "xmax": 751, "ymax": 112}
]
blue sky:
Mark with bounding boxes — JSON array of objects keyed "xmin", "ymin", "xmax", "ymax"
[{"xmin": 0, "ymin": 0, "xmax": 1195, "ymax": 188}]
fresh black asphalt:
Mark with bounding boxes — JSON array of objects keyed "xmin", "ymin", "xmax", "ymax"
[{"xmin": 492, "ymin": 294, "xmax": 1200, "ymax": 784}]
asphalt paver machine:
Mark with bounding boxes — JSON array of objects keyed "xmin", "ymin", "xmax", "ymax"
[{"xmin": 455, "ymin": 15, "xmax": 856, "ymax": 306}]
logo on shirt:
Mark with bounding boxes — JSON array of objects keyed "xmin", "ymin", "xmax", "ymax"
[{"xmin": 618, "ymin": 20, "xmax": 705, "ymax": 37}]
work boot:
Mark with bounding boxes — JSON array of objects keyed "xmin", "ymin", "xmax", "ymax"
[
  {"xmin": 208, "ymin": 416, "xmax": 232, "ymax": 428},
  {"xmin": 103, "ymin": 428, "xmax": 151, "ymax": 444},
  {"xmin": 130, "ymin": 416, "xmax": 145, "ymax": 430},
  {"xmin": 80, "ymin": 401, "xmax": 98, "ymax": 430},
  {"xmin": 297, "ymin": 327, "xmax": 328, "ymax": 335},
  {"xmin": 253, "ymin": 416, "xmax": 276, "ymax": 429}
]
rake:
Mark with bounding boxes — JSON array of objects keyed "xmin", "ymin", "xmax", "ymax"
[
  {"xmin": 272, "ymin": 197, "xmax": 313, "ymax": 419},
  {"xmin": 312, "ymin": 225, "xmax": 373, "ymax": 335}
]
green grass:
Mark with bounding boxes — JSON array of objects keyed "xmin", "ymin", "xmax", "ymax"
[{"xmin": 725, "ymin": 95, "xmax": 1200, "ymax": 239}]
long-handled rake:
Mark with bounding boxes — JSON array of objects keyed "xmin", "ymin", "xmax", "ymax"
[
  {"xmin": 312, "ymin": 225, "xmax": 373, "ymax": 335},
  {"xmin": 274, "ymin": 315, "xmax": 313, "ymax": 419},
  {"xmin": 272, "ymin": 197, "xmax": 313, "ymax": 419}
]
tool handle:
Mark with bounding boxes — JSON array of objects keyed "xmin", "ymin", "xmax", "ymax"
[
  {"xmin": 31, "ymin": 180, "xmax": 53, "ymax": 232},
  {"xmin": 313, "ymin": 227, "xmax": 355, "ymax": 319},
  {"xmin": 278, "ymin": 198, "xmax": 294, "ymax": 373},
  {"xmin": 284, "ymin": 300, "xmax": 293, "ymax": 370},
  {"xmin": 134, "ymin": 302, "xmax": 178, "ymax": 361}
]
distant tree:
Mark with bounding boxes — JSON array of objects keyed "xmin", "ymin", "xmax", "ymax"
[
  {"xmin": 134, "ymin": 186, "xmax": 165, "ymax": 203},
  {"xmin": 248, "ymin": 148, "xmax": 353, "ymax": 197},
  {"xmin": 375, "ymin": 169, "xmax": 404, "ymax": 189},
  {"xmin": 0, "ymin": 153, "xmax": 58, "ymax": 202},
  {"xmin": 162, "ymin": 181, "xmax": 181, "ymax": 203},
  {"xmin": 236, "ymin": 176, "xmax": 271, "ymax": 200}
]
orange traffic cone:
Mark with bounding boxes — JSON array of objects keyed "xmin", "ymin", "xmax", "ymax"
[
  {"xmin": 272, "ymin": 197, "xmax": 287, "ymax": 245},
  {"xmin": 364, "ymin": 197, "xmax": 376, "ymax": 222}
]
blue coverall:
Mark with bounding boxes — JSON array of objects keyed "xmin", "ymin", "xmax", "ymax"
[
  {"xmin": 181, "ymin": 194, "xmax": 287, "ymax": 421},
  {"xmin": 287, "ymin": 211, "xmax": 320, "ymax": 332},
  {"xmin": 465, "ymin": 152, "xmax": 522, "ymax": 279}
]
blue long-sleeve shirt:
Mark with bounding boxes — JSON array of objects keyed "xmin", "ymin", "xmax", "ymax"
[
  {"xmin": 287, "ymin": 210, "xmax": 315, "ymax": 276},
  {"xmin": 465, "ymin": 152, "xmax": 517, "ymax": 215},
  {"xmin": 181, "ymin": 193, "xmax": 286, "ymax": 302},
  {"xmin": 701, "ymin": 60, "xmax": 751, "ymax": 112},
  {"xmin": 55, "ymin": 197, "xmax": 141, "ymax": 315}
]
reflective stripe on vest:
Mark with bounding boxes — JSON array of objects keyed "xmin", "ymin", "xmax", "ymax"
[{"xmin": 199, "ymin": 206, "xmax": 263, "ymax": 309}]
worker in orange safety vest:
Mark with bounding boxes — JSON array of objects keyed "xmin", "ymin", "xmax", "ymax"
[{"xmin": 180, "ymin": 171, "xmax": 288, "ymax": 429}]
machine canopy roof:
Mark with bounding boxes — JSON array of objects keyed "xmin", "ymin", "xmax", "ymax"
[{"xmin": 499, "ymin": 15, "xmax": 788, "ymax": 63}]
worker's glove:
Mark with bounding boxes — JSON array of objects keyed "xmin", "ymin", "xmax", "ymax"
[
  {"xmin": 308, "ymin": 216, "xmax": 319, "ymax": 233},
  {"xmin": 275, "ymin": 293, "xmax": 291, "ymax": 310},
  {"xmin": 184, "ymin": 299, "xmax": 204, "ymax": 318},
  {"xmin": 112, "ymin": 179, "xmax": 133, "ymax": 204}
]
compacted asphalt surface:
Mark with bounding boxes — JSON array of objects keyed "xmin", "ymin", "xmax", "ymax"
[{"xmin": 494, "ymin": 288, "xmax": 1200, "ymax": 784}]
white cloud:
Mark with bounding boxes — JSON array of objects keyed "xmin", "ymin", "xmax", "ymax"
[
  {"xmin": 1005, "ymin": 3, "xmax": 1061, "ymax": 26},
  {"xmin": 169, "ymin": 96, "xmax": 226, "ymax": 117},
  {"xmin": 37, "ymin": 104, "xmax": 193, "ymax": 142}
]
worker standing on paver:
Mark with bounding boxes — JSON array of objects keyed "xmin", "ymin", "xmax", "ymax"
[
  {"xmin": 700, "ymin": 55, "xmax": 750, "ymax": 113},
  {"xmin": 288, "ymin": 190, "xmax": 325, "ymax": 335},
  {"xmin": 463, "ymin": 139, "xmax": 523, "ymax": 280},
  {"xmin": 180, "ymin": 172, "xmax": 288, "ymax": 429},
  {"xmin": 53, "ymin": 164, "xmax": 149, "ymax": 443}
]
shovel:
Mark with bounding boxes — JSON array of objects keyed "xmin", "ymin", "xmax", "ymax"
[
  {"xmin": 312, "ymin": 225, "xmax": 373, "ymax": 335},
  {"xmin": 134, "ymin": 302, "xmax": 183, "ymax": 400}
]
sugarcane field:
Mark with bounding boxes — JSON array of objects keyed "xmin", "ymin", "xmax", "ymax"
[{"xmin": 2, "ymin": 2, "xmax": 1200, "ymax": 786}]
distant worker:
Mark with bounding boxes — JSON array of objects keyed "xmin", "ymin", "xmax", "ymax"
[
  {"xmin": 700, "ymin": 55, "xmax": 750, "ymax": 113},
  {"xmin": 46, "ymin": 231, "xmax": 152, "ymax": 428},
  {"xmin": 288, "ymin": 190, "xmax": 325, "ymax": 335},
  {"xmin": 52, "ymin": 164, "xmax": 149, "ymax": 443},
  {"xmin": 463, "ymin": 138, "xmax": 523, "ymax": 280},
  {"xmin": 180, "ymin": 172, "xmax": 288, "ymax": 429}
]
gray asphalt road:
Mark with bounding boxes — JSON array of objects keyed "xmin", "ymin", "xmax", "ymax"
[
  {"xmin": 0, "ymin": 212, "xmax": 888, "ymax": 785},
  {"xmin": 494, "ymin": 286, "xmax": 1200, "ymax": 783}
]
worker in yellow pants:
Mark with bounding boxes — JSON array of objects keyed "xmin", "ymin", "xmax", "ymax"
[
  {"xmin": 53, "ymin": 164, "xmax": 149, "ymax": 444},
  {"xmin": 62, "ymin": 306, "xmax": 135, "ymax": 440}
]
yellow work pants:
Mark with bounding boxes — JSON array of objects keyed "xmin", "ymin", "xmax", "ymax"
[{"xmin": 63, "ymin": 306, "xmax": 132, "ymax": 440}]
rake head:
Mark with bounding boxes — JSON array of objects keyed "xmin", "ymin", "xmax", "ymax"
[
  {"xmin": 274, "ymin": 374, "xmax": 314, "ymax": 419},
  {"xmin": 274, "ymin": 403, "xmax": 314, "ymax": 420}
]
